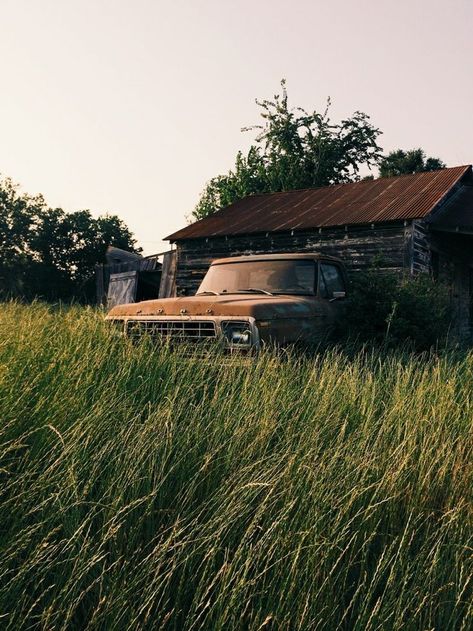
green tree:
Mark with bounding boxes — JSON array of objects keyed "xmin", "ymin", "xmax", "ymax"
[
  {"xmin": 31, "ymin": 208, "xmax": 139, "ymax": 298},
  {"xmin": 379, "ymin": 148, "xmax": 446, "ymax": 178},
  {"xmin": 0, "ymin": 176, "xmax": 139, "ymax": 301},
  {"xmin": 0, "ymin": 177, "xmax": 46, "ymax": 296},
  {"xmin": 193, "ymin": 80, "xmax": 383, "ymax": 220}
]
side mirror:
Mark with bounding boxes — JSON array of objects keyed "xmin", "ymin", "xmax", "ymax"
[{"xmin": 330, "ymin": 291, "xmax": 346, "ymax": 301}]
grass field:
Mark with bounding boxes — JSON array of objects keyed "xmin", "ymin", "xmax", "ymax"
[{"xmin": 0, "ymin": 303, "xmax": 471, "ymax": 630}]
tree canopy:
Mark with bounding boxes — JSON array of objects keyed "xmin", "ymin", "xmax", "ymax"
[
  {"xmin": 379, "ymin": 148, "xmax": 446, "ymax": 178},
  {"xmin": 193, "ymin": 82, "xmax": 449, "ymax": 221},
  {"xmin": 0, "ymin": 176, "xmax": 139, "ymax": 301},
  {"xmin": 193, "ymin": 80, "xmax": 383, "ymax": 221}
]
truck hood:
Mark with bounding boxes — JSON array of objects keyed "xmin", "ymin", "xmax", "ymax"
[{"xmin": 107, "ymin": 294, "xmax": 318, "ymax": 320}]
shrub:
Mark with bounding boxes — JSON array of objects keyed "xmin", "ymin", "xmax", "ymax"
[{"xmin": 344, "ymin": 270, "xmax": 452, "ymax": 350}]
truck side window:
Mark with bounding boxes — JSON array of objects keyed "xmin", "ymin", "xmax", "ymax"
[{"xmin": 320, "ymin": 263, "xmax": 345, "ymax": 298}]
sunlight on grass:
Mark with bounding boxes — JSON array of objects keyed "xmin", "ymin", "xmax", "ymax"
[{"xmin": 0, "ymin": 303, "xmax": 471, "ymax": 629}]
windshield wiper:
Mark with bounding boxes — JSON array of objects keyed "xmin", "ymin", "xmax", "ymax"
[
  {"xmin": 196, "ymin": 290, "xmax": 220, "ymax": 296},
  {"xmin": 236, "ymin": 288, "xmax": 273, "ymax": 296}
]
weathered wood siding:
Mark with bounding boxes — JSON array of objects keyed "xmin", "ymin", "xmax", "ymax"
[
  {"xmin": 411, "ymin": 221, "xmax": 431, "ymax": 274},
  {"xmin": 158, "ymin": 250, "xmax": 177, "ymax": 298},
  {"xmin": 429, "ymin": 231, "xmax": 473, "ymax": 342},
  {"xmin": 174, "ymin": 222, "xmax": 413, "ymax": 296}
]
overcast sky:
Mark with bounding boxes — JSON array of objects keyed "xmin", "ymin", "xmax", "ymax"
[{"xmin": 1, "ymin": 0, "xmax": 472, "ymax": 253}]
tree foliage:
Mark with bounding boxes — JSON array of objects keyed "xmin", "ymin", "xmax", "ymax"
[
  {"xmin": 193, "ymin": 80, "xmax": 383, "ymax": 220},
  {"xmin": 0, "ymin": 176, "xmax": 139, "ymax": 301},
  {"xmin": 379, "ymin": 148, "xmax": 446, "ymax": 178}
]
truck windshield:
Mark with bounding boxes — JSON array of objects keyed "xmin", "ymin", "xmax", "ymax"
[{"xmin": 197, "ymin": 259, "xmax": 316, "ymax": 296}]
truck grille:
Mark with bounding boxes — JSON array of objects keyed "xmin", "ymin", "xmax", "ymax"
[{"xmin": 126, "ymin": 320, "xmax": 217, "ymax": 342}]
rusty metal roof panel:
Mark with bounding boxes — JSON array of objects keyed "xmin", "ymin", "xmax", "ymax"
[{"xmin": 166, "ymin": 166, "xmax": 472, "ymax": 241}]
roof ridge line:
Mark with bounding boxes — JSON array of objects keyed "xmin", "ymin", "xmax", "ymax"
[{"xmin": 237, "ymin": 165, "xmax": 472, "ymax": 197}]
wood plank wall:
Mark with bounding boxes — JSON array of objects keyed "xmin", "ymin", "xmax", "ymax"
[
  {"xmin": 411, "ymin": 221, "xmax": 431, "ymax": 273},
  {"xmin": 429, "ymin": 231, "xmax": 473, "ymax": 342},
  {"xmin": 159, "ymin": 250, "xmax": 177, "ymax": 298},
  {"xmin": 174, "ymin": 222, "xmax": 413, "ymax": 296}
]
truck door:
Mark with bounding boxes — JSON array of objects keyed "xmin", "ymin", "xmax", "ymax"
[{"xmin": 319, "ymin": 262, "xmax": 347, "ymax": 327}]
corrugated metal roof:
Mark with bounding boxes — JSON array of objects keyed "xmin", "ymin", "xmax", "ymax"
[{"xmin": 166, "ymin": 165, "xmax": 472, "ymax": 241}]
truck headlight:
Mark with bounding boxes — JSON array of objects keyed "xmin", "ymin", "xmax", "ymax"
[{"xmin": 221, "ymin": 321, "xmax": 252, "ymax": 346}]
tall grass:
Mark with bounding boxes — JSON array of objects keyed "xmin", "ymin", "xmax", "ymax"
[{"xmin": 0, "ymin": 302, "xmax": 471, "ymax": 630}]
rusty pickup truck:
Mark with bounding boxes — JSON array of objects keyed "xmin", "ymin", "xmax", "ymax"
[{"xmin": 106, "ymin": 253, "xmax": 348, "ymax": 351}]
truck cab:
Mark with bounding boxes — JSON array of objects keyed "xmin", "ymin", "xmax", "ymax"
[{"xmin": 106, "ymin": 253, "xmax": 347, "ymax": 351}]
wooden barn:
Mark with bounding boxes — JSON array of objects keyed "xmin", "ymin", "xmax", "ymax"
[
  {"xmin": 96, "ymin": 246, "xmax": 170, "ymax": 307},
  {"xmin": 166, "ymin": 165, "xmax": 473, "ymax": 338}
]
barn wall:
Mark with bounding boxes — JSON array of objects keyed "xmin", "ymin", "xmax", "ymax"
[
  {"xmin": 429, "ymin": 231, "xmax": 473, "ymax": 342},
  {"xmin": 95, "ymin": 257, "xmax": 161, "ymax": 306},
  {"xmin": 174, "ymin": 222, "xmax": 413, "ymax": 296},
  {"xmin": 411, "ymin": 221, "xmax": 432, "ymax": 273}
]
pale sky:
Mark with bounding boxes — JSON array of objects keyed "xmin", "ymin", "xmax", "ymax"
[{"xmin": 1, "ymin": 0, "xmax": 472, "ymax": 254}]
